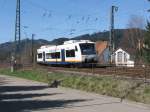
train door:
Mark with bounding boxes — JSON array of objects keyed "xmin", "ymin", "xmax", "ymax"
[
  {"xmin": 43, "ymin": 52, "xmax": 45, "ymax": 62},
  {"xmin": 61, "ymin": 49, "xmax": 65, "ymax": 62}
]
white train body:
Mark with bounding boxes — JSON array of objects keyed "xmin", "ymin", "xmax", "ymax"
[{"xmin": 37, "ymin": 40, "xmax": 98, "ymax": 65}]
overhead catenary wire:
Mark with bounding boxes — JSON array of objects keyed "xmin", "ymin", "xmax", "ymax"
[{"xmin": 20, "ymin": 0, "xmax": 108, "ymax": 38}]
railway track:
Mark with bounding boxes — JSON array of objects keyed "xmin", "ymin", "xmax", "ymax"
[
  {"xmin": 1, "ymin": 63, "xmax": 150, "ymax": 82},
  {"xmin": 37, "ymin": 64, "xmax": 150, "ymax": 79}
]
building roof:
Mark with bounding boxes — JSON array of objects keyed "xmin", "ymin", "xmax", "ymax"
[{"xmin": 116, "ymin": 47, "xmax": 136, "ymax": 56}]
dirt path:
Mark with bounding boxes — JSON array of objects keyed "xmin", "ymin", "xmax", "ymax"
[{"xmin": 0, "ymin": 74, "xmax": 150, "ymax": 112}]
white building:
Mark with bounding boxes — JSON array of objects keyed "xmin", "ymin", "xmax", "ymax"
[{"xmin": 112, "ymin": 48, "xmax": 134, "ymax": 67}]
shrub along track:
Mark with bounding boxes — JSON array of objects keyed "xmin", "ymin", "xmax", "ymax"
[{"xmin": 35, "ymin": 65, "xmax": 150, "ymax": 104}]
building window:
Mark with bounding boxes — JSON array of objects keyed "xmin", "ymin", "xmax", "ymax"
[
  {"xmin": 66, "ymin": 50, "xmax": 75, "ymax": 57},
  {"xmin": 117, "ymin": 51, "xmax": 122, "ymax": 62},
  {"xmin": 124, "ymin": 53, "xmax": 127, "ymax": 62},
  {"xmin": 38, "ymin": 53, "xmax": 42, "ymax": 59},
  {"xmin": 46, "ymin": 52, "xmax": 60, "ymax": 59}
]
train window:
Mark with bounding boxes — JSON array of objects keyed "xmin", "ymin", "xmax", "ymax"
[
  {"xmin": 46, "ymin": 52, "xmax": 60, "ymax": 59},
  {"xmin": 53, "ymin": 52, "xmax": 60, "ymax": 59},
  {"xmin": 46, "ymin": 53, "xmax": 52, "ymax": 59},
  {"xmin": 79, "ymin": 43, "xmax": 96, "ymax": 55},
  {"xmin": 38, "ymin": 53, "xmax": 42, "ymax": 59},
  {"xmin": 66, "ymin": 50, "xmax": 75, "ymax": 57}
]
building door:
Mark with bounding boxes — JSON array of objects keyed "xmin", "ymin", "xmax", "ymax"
[
  {"xmin": 61, "ymin": 49, "xmax": 65, "ymax": 62},
  {"xmin": 117, "ymin": 51, "xmax": 123, "ymax": 63}
]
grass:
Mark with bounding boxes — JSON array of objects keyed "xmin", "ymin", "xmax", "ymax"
[
  {"xmin": 0, "ymin": 68, "xmax": 48, "ymax": 83},
  {"xmin": 0, "ymin": 68, "xmax": 150, "ymax": 104}
]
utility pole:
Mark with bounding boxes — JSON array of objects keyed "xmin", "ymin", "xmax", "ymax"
[
  {"xmin": 13, "ymin": 0, "xmax": 21, "ymax": 71},
  {"xmin": 31, "ymin": 34, "xmax": 35, "ymax": 64},
  {"xmin": 109, "ymin": 5, "xmax": 118, "ymax": 64},
  {"xmin": 148, "ymin": 0, "xmax": 150, "ymax": 12}
]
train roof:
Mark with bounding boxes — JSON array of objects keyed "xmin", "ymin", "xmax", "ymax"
[
  {"xmin": 38, "ymin": 40, "xmax": 94, "ymax": 50},
  {"xmin": 40, "ymin": 45, "xmax": 55, "ymax": 49},
  {"xmin": 63, "ymin": 40, "xmax": 93, "ymax": 45}
]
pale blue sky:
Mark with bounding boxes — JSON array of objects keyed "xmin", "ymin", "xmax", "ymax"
[{"xmin": 0, "ymin": 0, "xmax": 150, "ymax": 43}]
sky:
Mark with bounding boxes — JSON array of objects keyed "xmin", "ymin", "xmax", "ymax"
[{"xmin": 0, "ymin": 0, "xmax": 150, "ymax": 43}]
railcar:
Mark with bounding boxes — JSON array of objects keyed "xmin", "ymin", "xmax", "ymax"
[{"xmin": 37, "ymin": 40, "xmax": 98, "ymax": 66}]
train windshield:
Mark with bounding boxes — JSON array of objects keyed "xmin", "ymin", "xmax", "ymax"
[{"xmin": 79, "ymin": 43, "xmax": 96, "ymax": 55}]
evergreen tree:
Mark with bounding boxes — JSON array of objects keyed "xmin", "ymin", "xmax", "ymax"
[{"xmin": 143, "ymin": 22, "xmax": 150, "ymax": 63}]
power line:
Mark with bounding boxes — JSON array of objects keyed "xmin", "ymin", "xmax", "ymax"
[
  {"xmin": 22, "ymin": 0, "xmax": 104, "ymax": 38},
  {"xmin": 26, "ymin": 0, "xmax": 51, "ymax": 12}
]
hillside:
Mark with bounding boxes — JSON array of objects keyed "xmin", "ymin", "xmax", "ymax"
[{"xmin": 0, "ymin": 28, "xmax": 145, "ymax": 63}]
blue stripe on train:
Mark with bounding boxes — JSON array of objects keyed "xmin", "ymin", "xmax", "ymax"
[{"xmin": 41, "ymin": 61, "xmax": 81, "ymax": 65}]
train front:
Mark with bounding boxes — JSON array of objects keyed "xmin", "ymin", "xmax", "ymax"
[{"xmin": 79, "ymin": 42, "xmax": 98, "ymax": 63}]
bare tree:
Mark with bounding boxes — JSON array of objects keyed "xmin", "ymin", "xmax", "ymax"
[
  {"xmin": 120, "ymin": 15, "xmax": 145, "ymax": 63},
  {"xmin": 127, "ymin": 15, "xmax": 145, "ymax": 29}
]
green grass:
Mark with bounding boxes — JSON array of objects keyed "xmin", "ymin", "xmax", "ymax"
[
  {"xmin": 0, "ymin": 68, "xmax": 150, "ymax": 104},
  {"xmin": 0, "ymin": 68, "xmax": 48, "ymax": 83}
]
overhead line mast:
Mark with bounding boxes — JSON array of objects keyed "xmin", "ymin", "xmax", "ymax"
[
  {"xmin": 109, "ymin": 5, "xmax": 118, "ymax": 64},
  {"xmin": 14, "ymin": 0, "xmax": 21, "ymax": 70},
  {"xmin": 15, "ymin": 0, "xmax": 21, "ymax": 43}
]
